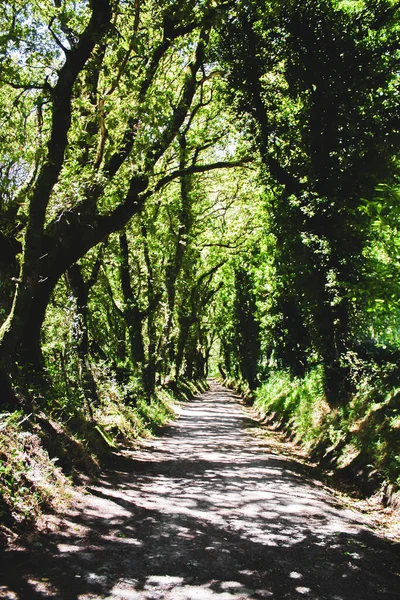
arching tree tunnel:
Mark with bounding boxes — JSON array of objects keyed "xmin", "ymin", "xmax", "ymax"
[{"xmin": 1, "ymin": 0, "xmax": 400, "ymax": 515}]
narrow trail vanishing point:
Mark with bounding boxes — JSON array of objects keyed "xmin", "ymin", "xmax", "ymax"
[{"xmin": 1, "ymin": 382, "xmax": 399, "ymax": 600}]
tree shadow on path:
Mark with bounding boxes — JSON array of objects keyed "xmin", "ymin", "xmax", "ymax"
[{"xmin": 1, "ymin": 384, "xmax": 399, "ymax": 599}]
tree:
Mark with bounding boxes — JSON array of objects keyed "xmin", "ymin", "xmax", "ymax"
[
  {"xmin": 217, "ymin": 0, "xmax": 400, "ymax": 403},
  {"xmin": 233, "ymin": 262, "xmax": 261, "ymax": 391},
  {"xmin": 0, "ymin": 0, "xmax": 240, "ymax": 405}
]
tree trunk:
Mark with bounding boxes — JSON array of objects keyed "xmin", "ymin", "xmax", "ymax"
[
  {"xmin": 119, "ymin": 232, "xmax": 145, "ymax": 367},
  {"xmin": 67, "ymin": 263, "xmax": 99, "ymax": 416}
]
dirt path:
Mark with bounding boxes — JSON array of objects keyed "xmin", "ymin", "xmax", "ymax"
[{"xmin": 1, "ymin": 382, "xmax": 399, "ymax": 599}]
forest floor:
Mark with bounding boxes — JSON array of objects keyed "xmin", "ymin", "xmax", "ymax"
[{"xmin": 1, "ymin": 381, "xmax": 400, "ymax": 600}]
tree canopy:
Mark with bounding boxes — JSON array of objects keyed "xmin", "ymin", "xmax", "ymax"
[{"xmin": 1, "ymin": 0, "xmax": 400, "ymax": 494}]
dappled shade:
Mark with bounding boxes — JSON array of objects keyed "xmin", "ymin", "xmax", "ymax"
[{"xmin": 1, "ymin": 384, "xmax": 398, "ymax": 599}]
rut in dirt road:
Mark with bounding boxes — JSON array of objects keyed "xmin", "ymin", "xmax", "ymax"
[{"xmin": 1, "ymin": 382, "xmax": 399, "ymax": 600}]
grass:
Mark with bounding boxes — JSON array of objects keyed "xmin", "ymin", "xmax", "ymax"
[
  {"xmin": 0, "ymin": 412, "xmax": 72, "ymax": 529},
  {"xmin": 253, "ymin": 367, "xmax": 400, "ymax": 496},
  {"xmin": 0, "ymin": 375, "xmax": 206, "ymax": 533}
]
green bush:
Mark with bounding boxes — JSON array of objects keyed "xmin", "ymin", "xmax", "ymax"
[{"xmin": 254, "ymin": 367, "xmax": 400, "ymax": 490}]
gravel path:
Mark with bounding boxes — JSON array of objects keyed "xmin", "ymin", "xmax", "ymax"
[{"xmin": 1, "ymin": 382, "xmax": 399, "ymax": 599}]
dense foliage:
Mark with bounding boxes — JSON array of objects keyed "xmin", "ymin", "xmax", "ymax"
[
  {"xmin": 1, "ymin": 0, "xmax": 400, "ymax": 522},
  {"xmin": 214, "ymin": 0, "xmax": 400, "ymax": 490}
]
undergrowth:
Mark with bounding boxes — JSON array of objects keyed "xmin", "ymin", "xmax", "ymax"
[
  {"xmin": 253, "ymin": 367, "xmax": 400, "ymax": 495},
  {"xmin": 0, "ymin": 412, "xmax": 71, "ymax": 529},
  {"xmin": 0, "ymin": 375, "xmax": 206, "ymax": 533}
]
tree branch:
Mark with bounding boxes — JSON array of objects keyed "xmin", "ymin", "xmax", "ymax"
[
  {"xmin": 0, "ymin": 0, "xmax": 112, "ymax": 357},
  {"xmin": 153, "ymin": 157, "xmax": 253, "ymax": 193}
]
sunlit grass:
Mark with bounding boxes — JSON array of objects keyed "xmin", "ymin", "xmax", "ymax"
[{"xmin": 254, "ymin": 367, "xmax": 400, "ymax": 489}]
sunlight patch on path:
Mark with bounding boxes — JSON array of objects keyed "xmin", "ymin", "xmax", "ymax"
[
  {"xmin": 85, "ymin": 387, "xmax": 363, "ymax": 552},
  {"xmin": 101, "ymin": 577, "xmax": 263, "ymax": 600}
]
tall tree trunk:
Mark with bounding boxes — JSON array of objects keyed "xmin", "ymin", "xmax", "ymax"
[
  {"xmin": 119, "ymin": 232, "xmax": 145, "ymax": 367},
  {"xmin": 67, "ymin": 263, "xmax": 99, "ymax": 418}
]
